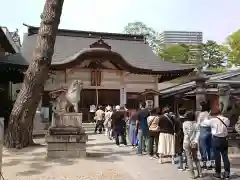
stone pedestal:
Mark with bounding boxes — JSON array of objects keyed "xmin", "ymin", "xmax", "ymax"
[{"xmin": 45, "ymin": 113, "xmax": 88, "ymax": 158}]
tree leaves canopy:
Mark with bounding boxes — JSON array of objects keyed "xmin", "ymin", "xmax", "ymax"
[
  {"xmin": 123, "ymin": 21, "xmax": 227, "ymax": 72},
  {"xmin": 225, "ymin": 29, "xmax": 240, "ymax": 66},
  {"xmin": 201, "ymin": 40, "xmax": 226, "ymax": 68},
  {"xmin": 158, "ymin": 41, "xmax": 226, "ymax": 70},
  {"xmin": 123, "ymin": 21, "xmax": 160, "ymax": 52},
  {"xmin": 158, "ymin": 44, "xmax": 190, "ymax": 63}
]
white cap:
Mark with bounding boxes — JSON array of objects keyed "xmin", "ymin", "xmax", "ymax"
[{"xmin": 115, "ymin": 105, "xmax": 120, "ymax": 111}]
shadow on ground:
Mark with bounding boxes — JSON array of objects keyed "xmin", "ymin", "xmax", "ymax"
[
  {"xmin": 202, "ymin": 172, "xmax": 240, "ymax": 180},
  {"xmin": 5, "ymin": 135, "xmax": 240, "ymax": 178},
  {"xmin": 2, "ymin": 137, "xmax": 135, "ymax": 176},
  {"xmin": 230, "ymin": 157, "xmax": 240, "ymax": 169}
]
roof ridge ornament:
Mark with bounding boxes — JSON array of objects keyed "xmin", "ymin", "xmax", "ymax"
[{"xmin": 89, "ymin": 36, "xmax": 111, "ymax": 50}]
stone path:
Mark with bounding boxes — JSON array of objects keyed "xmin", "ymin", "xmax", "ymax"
[{"xmin": 2, "ymin": 134, "xmax": 240, "ymax": 180}]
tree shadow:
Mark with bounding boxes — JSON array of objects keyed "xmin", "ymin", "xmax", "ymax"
[
  {"xmin": 202, "ymin": 172, "xmax": 240, "ymax": 180},
  {"xmin": 87, "ymin": 142, "xmax": 114, "ymax": 147},
  {"xmin": 45, "ymin": 158, "xmax": 78, "ymax": 166},
  {"xmin": 4, "ymin": 144, "xmax": 46, "ymax": 155},
  {"xmin": 230, "ymin": 157, "xmax": 240, "ymax": 169},
  {"xmin": 3, "ymin": 136, "xmax": 137, "ymax": 176},
  {"xmin": 3, "ymin": 159, "xmax": 22, "ymax": 166},
  {"xmin": 85, "ymin": 147, "xmax": 136, "ymax": 163},
  {"xmin": 16, "ymin": 162, "xmax": 51, "ymax": 176},
  {"xmin": 12, "ymin": 154, "xmax": 79, "ymax": 176},
  {"xmin": 17, "ymin": 170, "xmax": 42, "ymax": 176}
]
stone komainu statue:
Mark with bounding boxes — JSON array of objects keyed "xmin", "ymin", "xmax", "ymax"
[
  {"xmin": 55, "ymin": 80, "xmax": 83, "ymax": 113},
  {"xmin": 235, "ymin": 117, "xmax": 240, "ymax": 134},
  {"xmin": 218, "ymin": 84, "xmax": 230, "ymax": 114}
]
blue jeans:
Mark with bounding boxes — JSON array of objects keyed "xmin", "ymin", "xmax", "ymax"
[
  {"xmin": 129, "ymin": 123, "xmax": 137, "ymax": 145},
  {"xmin": 137, "ymin": 129, "xmax": 149, "ymax": 154},
  {"xmin": 212, "ymin": 136, "xmax": 230, "ymax": 175},
  {"xmin": 199, "ymin": 126, "xmax": 214, "ymax": 161},
  {"xmin": 176, "ymin": 153, "xmax": 183, "ymax": 169}
]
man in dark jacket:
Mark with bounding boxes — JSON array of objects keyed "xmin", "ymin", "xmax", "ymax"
[
  {"xmin": 111, "ymin": 105, "xmax": 127, "ymax": 146},
  {"xmin": 136, "ymin": 102, "xmax": 150, "ymax": 154}
]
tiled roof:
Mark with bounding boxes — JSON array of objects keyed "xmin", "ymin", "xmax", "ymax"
[
  {"xmin": 0, "ymin": 27, "xmax": 20, "ymax": 53},
  {"xmin": 0, "ymin": 53, "xmax": 28, "ymax": 66},
  {"xmin": 19, "ymin": 26, "xmax": 194, "ymax": 74},
  {"xmin": 159, "ymin": 69, "xmax": 240, "ymax": 97}
]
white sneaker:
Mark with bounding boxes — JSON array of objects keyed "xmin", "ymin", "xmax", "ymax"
[{"xmin": 158, "ymin": 158, "xmax": 163, "ymax": 164}]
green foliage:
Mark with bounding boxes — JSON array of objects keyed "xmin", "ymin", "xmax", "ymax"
[
  {"xmin": 205, "ymin": 66, "xmax": 227, "ymax": 73},
  {"xmin": 225, "ymin": 29, "xmax": 240, "ymax": 66},
  {"xmin": 158, "ymin": 41, "xmax": 226, "ymax": 70},
  {"xmin": 123, "ymin": 21, "xmax": 228, "ymax": 69},
  {"xmin": 158, "ymin": 44, "xmax": 190, "ymax": 63},
  {"xmin": 201, "ymin": 40, "xmax": 226, "ymax": 68},
  {"xmin": 123, "ymin": 21, "xmax": 160, "ymax": 52}
]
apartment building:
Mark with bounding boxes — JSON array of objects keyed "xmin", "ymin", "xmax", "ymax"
[{"xmin": 159, "ymin": 31, "xmax": 203, "ymax": 46}]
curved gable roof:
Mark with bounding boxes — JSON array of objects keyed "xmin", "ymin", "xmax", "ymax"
[{"xmin": 20, "ymin": 26, "xmax": 194, "ymax": 74}]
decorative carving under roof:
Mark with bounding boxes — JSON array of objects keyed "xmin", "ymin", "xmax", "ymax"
[
  {"xmin": 89, "ymin": 37, "xmax": 111, "ymax": 50},
  {"xmin": 140, "ymin": 89, "xmax": 161, "ymax": 96}
]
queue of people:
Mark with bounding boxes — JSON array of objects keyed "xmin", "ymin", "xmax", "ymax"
[{"xmin": 93, "ymin": 101, "xmax": 231, "ymax": 179}]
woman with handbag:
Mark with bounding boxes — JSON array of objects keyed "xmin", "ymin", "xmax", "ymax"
[
  {"xmin": 183, "ymin": 111, "xmax": 203, "ymax": 179},
  {"xmin": 197, "ymin": 101, "xmax": 215, "ymax": 169},
  {"xmin": 128, "ymin": 109, "xmax": 138, "ymax": 148},
  {"xmin": 158, "ymin": 107, "xmax": 176, "ymax": 164},
  {"xmin": 148, "ymin": 108, "xmax": 161, "ymax": 159}
]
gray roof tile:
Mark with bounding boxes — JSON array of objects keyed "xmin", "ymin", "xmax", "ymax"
[
  {"xmin": 159, "ymin": 69, "xmax": 240, "ymax": 97},
  {"xmin": 20, "ymin": 28, "xmax": 194, "ymax": 73}
]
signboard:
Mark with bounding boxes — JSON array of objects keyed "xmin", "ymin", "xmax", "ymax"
[
  {"xmin": 120, "ymin": 87, "xmax": 126, "ymax": 105},
  {"xmin": 145, "ymin": 100, "xmax": 154, "ymax": 109}
]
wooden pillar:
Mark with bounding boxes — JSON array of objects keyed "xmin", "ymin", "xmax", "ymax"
[
  {"xmin": 120, "ymin": 71, "xmax": 126, "ymax": 106},
  {"xmin": 154, "ymin": 76, "xmax": 159, "ymax": 108},
  {"xmin": 174, "ymin": 95, "xmax": 180, "ymax": 118},
  {"xmin": 154, "ymin": 95, "xmax": 159, "ymax": 108},
  {"xmin": 194, "ymin": 72, "xmax": 209, "ymax": 111},
  {"xmin": 0, "ymin": 117, "xmax": 4, "ymax": 174},
  {"xmin": 64, "ymin": 69, "xmax": 67, "ymax": 83}
]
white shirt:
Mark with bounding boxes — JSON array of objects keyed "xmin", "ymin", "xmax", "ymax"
[
  {"xmin": 204, "ymin": 115, "xmax": 230, "ymax": 137},
  {"xmin": 90, "ymin": 105, "xmax": 96, "ymax": 112},
  {"xmin": 197, "ymin": 111, "xmax": 209, "ymax": 127},
  {"xmin": 95, "ymin": 109, "xmax": 105, "ymax": 121}
]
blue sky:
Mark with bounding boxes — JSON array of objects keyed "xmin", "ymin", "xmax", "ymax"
[{"xmin": 1, "ymin": 0, "xmax": 240, "ymax": 43}]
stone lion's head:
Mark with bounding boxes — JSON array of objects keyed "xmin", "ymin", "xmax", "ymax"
[{"xmin": 68, "ymin": 80, "xmax": 83, "ymax": 94}]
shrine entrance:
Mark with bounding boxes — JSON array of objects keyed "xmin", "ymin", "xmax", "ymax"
[{"xmin": 79, "ymin": 89, "xmax": 120, "ymax": 122}]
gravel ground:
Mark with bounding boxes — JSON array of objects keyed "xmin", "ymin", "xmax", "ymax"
[{"xmin": 2, "ymin": 134, "xmax": 240, "ymax": 180}]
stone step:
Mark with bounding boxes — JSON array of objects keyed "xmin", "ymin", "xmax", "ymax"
[
  {"xmin": 33, "ymin": 128, "xmax": 95, "ymax": 137},
  {"xmin": 82, "ymin": 123, "xmax": 96, "ymax": 127}
]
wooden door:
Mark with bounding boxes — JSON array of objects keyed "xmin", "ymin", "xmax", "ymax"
[{"xmin": 98, "ymin": 89, "xmax": 120, "ymax": 106}]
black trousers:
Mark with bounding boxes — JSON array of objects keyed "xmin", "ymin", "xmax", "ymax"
[
  {"xmin": 149, "ymin": 131, "xmax": 160, "ymax": 156},
  {"xmin": 94, "ymin": 120, "xmax": 104, "ymax": 133},
  {"xmin": 89, "ymin": 112, "xmax": 95, "ymax": 123},
  {"xmin": 212, "ymin": 136, "xmax": 230, "ymax": 175},
  {"xmin": 114, "ymin": 129, "xmax": 127, "ymax": 146}
]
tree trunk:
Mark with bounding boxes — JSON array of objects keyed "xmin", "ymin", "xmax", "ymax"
[{"xmin": 4, "ymin": 0, "xmax": 64, "ymax": 149}]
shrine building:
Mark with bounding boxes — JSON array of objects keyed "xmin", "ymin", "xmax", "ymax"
[{"xmin": 4, "ymin": 25, "xmax": 194, "ymax": 122}]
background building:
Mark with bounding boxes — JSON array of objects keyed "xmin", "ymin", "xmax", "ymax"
[
  {"xmin": 159, "ymin": 31, "xmax": 203, "ymax": 46},
  {"xmin": 159, "ymin": 31, "xmax": 203, "ymax": 62}
]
